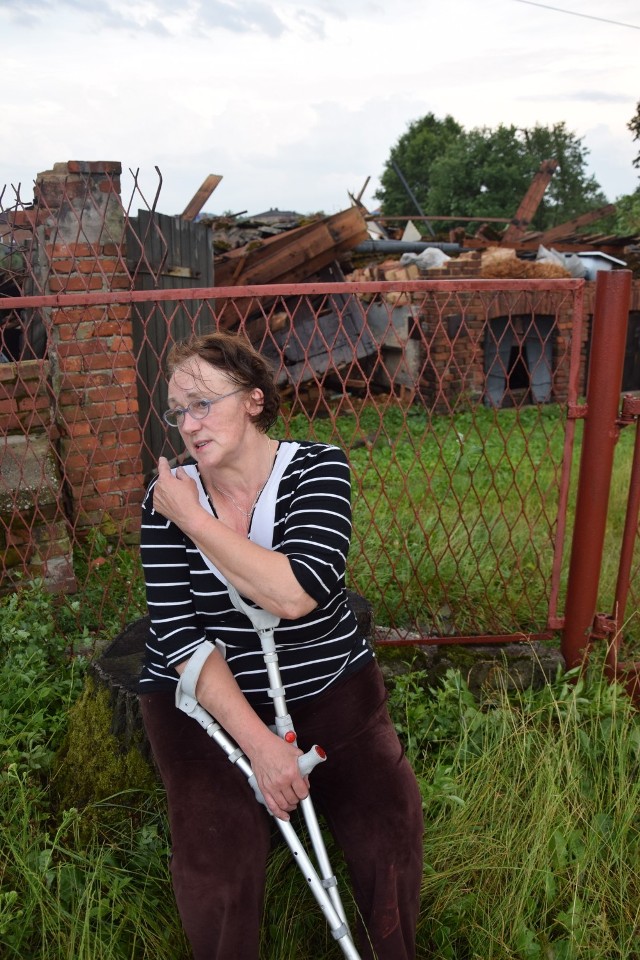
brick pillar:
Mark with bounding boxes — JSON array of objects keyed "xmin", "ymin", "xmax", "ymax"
[{"xmin": 33, "ymin": 161, "xmax": 145, "ymax": 541}]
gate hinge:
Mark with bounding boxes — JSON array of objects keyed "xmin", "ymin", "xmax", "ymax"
[
  {"xmin": 567, "ymin": 402, "xmax": 587, "ymax": 420},
  {"xmin": 591, "ymin": 613, "xmax": 618, "ymax": 639}
]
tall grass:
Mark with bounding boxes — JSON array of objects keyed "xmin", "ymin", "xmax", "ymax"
[
  {"xmin": 389, "ymin": 661, "xmax": 640, "ymax": 959},
  {"xmin": 0, "ymin": 584, "xmax": 189, "ymax": 959},
  {"xmin": 2, "ymin": 582, "xmax": 639, "ymax": 958}
]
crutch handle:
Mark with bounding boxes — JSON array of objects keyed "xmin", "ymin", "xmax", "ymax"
[
  {"xmin": 298, "ymin": 744, "xmax": 326, "ymax": 778},
  {"xmin": 247, "ymin": 745, "xmax": 326, "ymax": 807}
]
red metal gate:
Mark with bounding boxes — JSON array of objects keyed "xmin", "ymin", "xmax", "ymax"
[
  {"xmin": 561, "ymin": 270, "xmax": 640, "ymax": 695},
  {"xmin": 1, "ymin": 272, "xmax": 638, "ymax": 680}
]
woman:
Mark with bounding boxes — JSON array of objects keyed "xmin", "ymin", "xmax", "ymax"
[{"xmin": 138, "ymin": 331, "xmax": 423, "ymax": 960}]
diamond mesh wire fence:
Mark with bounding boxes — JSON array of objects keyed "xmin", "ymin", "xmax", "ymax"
[{"xmin": 1, "ymin": 165, "xmax": 638, "ymax": 660}]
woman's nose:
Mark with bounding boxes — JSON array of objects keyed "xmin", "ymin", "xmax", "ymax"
[{"xmin": 181, "ymin": 410, "xmax": 203, "ymax": 433}]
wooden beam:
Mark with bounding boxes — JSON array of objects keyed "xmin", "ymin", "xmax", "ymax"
[
  {"xmin": 501, "ymin": 159, "xmax": 559, "ymax": 244},
  {"xmin": 214, "ymin": 207, "xmax": 368, "ymax": 288},
  {"xmin": 213, "ymin": 207, "xmax": 369, "ymax": 330},
  {"xmin": 182, "ymin": 174, "xmax": 223, "ymax": 221},
  {"xmin": 524, "ymin": 204, "xmax": 616, "ymax": 245},
  {"xmin": 355, "ymin": 176, "xmax": 370, "ymax": 204}
]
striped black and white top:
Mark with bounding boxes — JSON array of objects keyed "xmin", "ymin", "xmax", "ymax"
[{"xmin": 138, "ymin": 440, "xmax": 373, "ymax": 708}]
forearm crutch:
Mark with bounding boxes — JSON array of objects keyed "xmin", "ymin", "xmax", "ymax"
[{"xmin": 175, "ymin": 585, "xmax": 361, "ymax": 960}]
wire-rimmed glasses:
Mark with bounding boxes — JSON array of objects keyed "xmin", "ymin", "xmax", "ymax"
[{"xmin": 162, "ymin": 388, "xmax": 243, "ymax": 427}]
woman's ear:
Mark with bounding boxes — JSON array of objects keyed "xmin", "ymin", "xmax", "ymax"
[{"xmin": 248, "ymin": 389, "xmax": 265, "ymax": 411}]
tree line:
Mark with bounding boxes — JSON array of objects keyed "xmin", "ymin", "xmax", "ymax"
[{"xmin": 374, "ymin": 108, "xmax": 640, "ymax": 237}]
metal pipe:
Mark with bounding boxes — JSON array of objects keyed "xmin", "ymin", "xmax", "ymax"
[
  {"xmin": 609, "ymin": 401, "xmax": 640, "ymax": 670},
  {"xmin": 561, "ymin": 270, "xmax": 632, "ymax": 668},
  {"xmin": 390, "ymin": 160, "xmax": 436, "ymax": 237},
  {"xmin": 353, "ymin": 240, "xmax": 461, "ymax": 255}
]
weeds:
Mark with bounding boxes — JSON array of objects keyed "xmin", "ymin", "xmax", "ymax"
[
  {"xmin": 2, "ymin": 475, "xmax": 640, "ymax": 957},
  {"xmin": 389, "ymin": 661, "xmax": 640, "ymax": 959}
]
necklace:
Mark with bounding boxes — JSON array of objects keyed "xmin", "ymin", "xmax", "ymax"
[{"xmin": 209, "ymin": 437, "xmax": 273, "ymax": 519}]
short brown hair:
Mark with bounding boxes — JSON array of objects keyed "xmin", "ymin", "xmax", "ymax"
[{"xmin": 166, "ymin": 332, "xmax": 280, "ymax": 432}]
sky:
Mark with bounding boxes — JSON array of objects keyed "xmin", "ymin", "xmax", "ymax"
[{"xmin": 1, "ymin": 0, "xmax": 639, "ymax": 219}]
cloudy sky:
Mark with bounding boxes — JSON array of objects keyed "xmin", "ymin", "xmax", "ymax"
[{"xmin": 1, "ymin": 0, "xmax": 639, "ymax": 218}]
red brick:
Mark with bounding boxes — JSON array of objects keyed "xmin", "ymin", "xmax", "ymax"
[
  {"xmin": 109, "ymin": 274, "xmax": 133, "ymax": 290},
  {"xmin": 106, "ymin": 305, "xmax": 131, "ymax": 321},
  {"xmin": 66, "ymin": 161, "xmax": 122, "ymax": 175},
  {"xmin": 77, "ymin": 258, "xmax": 117, "ymax": 274},
  {"xmin": 118, "ymin": 428, "xmax": 144, "ymax": 445},
  {"xmin": 84, "ymin": 401, "xmax": 117, "ymax": 419}
]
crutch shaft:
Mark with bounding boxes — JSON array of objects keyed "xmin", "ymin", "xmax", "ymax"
[
  {"xmin": 258, "ymin": 629, "xmax": 351, "ymax": 927},
  {"xmin": 187, "ymin": 703, "xmax": 360, "ymax": 958}
]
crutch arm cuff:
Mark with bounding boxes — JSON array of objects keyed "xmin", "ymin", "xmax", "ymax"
[{"xmin": 175, "ymin": 640, "xmax": 216, "ymax": 715}]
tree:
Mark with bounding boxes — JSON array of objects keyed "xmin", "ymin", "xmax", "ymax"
[
  {"xmin": 374, "ymin": 113, "xmax": 464, "ymax": 216},
  {"xmin": 375, "ymin": 116, "xmax": 607, "ymax": 233},
  {"xmin": 628, "ymin": 101, "xmax": 640, "ymax": 169},
  {"xmin": 612, "ymin": 188, "xmax": 640, "ymax": 235}
]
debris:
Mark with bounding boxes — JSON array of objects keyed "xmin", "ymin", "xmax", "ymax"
[
  {"xmin": 181, "ymin": 174, "xmax": 223, "ymax": 221},
  {"xmin": 480, "ymin": 246, "xmax": 571, "ymax": 279},
  {"xmin": 501, "ymin": 159, "xmax": 559, "ymax": 243},
  {"xmin": 213, "ymin": 207, "xmax": 368, "ymax": 289}
]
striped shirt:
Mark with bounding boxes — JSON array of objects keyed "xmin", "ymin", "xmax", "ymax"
[{"xmin": 138, "ymin": 440, "xmax": 373, "ymax": 707}]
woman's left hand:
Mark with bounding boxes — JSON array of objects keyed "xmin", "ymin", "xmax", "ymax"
[{"xmin": 247, "ymin": 731, "xmax": 309, "ymax": 821}]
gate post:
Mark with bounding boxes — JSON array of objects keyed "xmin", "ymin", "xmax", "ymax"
[{"xmin": 561, "ymin": 270, "xmax": 632, "ymax": 668}]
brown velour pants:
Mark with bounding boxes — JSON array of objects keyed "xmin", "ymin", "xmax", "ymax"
[{"xmin": 140, "ymin": 660, "xmax": 424, "ymax": 960}]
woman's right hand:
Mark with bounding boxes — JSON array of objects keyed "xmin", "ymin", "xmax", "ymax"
[{"xmin": 247, "ymin": 731, "xmax": 309, "ymax": 821}]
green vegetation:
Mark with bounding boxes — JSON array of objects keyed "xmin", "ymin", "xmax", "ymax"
[
  {"xmin": 49, "ymin": 401, "xmax": 640, "ymax": 654},
  {"xmin": 374, "ymin": 113, "xmax": 609, "ymax": 232},
  {"xmin": 284, "ymin": 402, "xmax": 639, "ymax": 647},
  {"xmin": 1, "ymin": 583, "xmax": 639, "ymax": 958},
  {"xmin": 391, "ymin": 662, "xmax": 640, "ymax": 959},
  {"xmin": 0, "ymin": 582, "xmax": 189, "ymax": 959},
  {"xmin": 2, "ymin": 399, "xmax": 638, "ymax": 957}
]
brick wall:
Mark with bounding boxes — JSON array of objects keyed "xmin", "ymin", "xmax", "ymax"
[
  {"xmin": 1, "ymin": 161, "xmax": 146, "ymax": 591},
  {"xmin": 34, "ymin": 161, "xmax": 145, "ymax": 541},
  {"xmin": 0, "ymin": 359, "xmax": 76, "ymax": 591},
  {"xmin": 408, "ymin": 251, "xmax": 595, "ymax": 412}
]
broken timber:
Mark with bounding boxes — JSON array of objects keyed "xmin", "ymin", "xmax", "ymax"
[
  {"xmin": 519, "ymin": 203, "xmax": 617, "ymax": 245},
  {"xmin": 182, "ymin": 174, "xmax": 223, "ymax": 221},
  {"xmin": 213, "ymin": 207, "xmax": 368, "ymax": 289},
  {"xmin": 210, "ymin": 207, "xmax": 377, "ymax": 401},
  {"xmin": 501, "ymin": 159, "xmax": 559, "ymax": 244}
]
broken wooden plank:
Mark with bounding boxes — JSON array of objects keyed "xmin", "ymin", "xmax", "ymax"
[
  {"xmin": 501, "ymin": 159, "xmax": 559, "ymax": 244},
  {"xmin": 214, "ymin": 207, "xmax": 368, "ymax": 288},
  {"xmin": 521, "ymin": 204, "xmax": 617, "ymax": 245},
  {"xmin": 182, "ymin": 174, "xmax": 223, "ymax": 221}
]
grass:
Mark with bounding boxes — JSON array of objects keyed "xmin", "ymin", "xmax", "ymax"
[
  {"xmin": 285, "ymin": 401, "xmax": 639, "ymax": 645},
  {"xmin": 50, "ymin": 400, "xmax": 640, "ymax": 654},
  {"xmin": 389, "ymin": 661, "xmax": 640, "ymax": 959},
  {"xmin": 2, "ymin": 399, "xmax": 640, "ymax": 957},
  {"xmin": 1, "ymin": 583, "xmax": 639, "ymax": 958}
]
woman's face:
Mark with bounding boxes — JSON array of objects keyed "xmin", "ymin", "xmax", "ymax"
[{"xmin": 167, "ymin": 357, "xmax": 260, "ymax": 468}]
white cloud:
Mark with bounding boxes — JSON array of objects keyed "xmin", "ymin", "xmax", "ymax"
[{"xmin": 2, "ymin": 0, "xmax": 638, "ymax": 215}]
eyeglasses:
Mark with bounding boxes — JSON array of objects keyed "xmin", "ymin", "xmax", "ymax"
[{"xmin": 162, "ymin": 388, "xmax": 243, "ymax": 427}]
